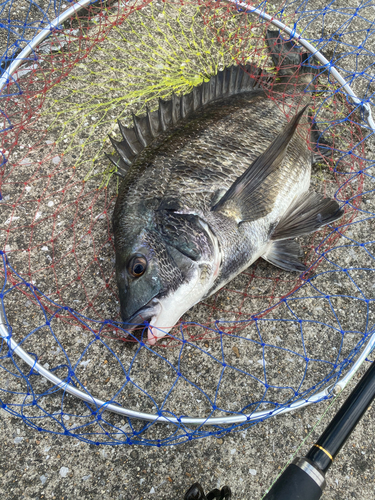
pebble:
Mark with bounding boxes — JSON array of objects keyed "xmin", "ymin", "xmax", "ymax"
[
  {"xmin": 60, "ymin": 467, "xmax": 70, "ymax": 478},
  {"xmin": 232, "ymin": 346, "xmax": 240, "ymax": 358}
]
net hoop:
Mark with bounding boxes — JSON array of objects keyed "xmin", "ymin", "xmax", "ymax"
[
  {"xmin": 1, "ymin": 304, "xmax": 374, "ymax": 425},
  {"xmin": 229, "ymin": 0, "xmax": 375, "ymax": 131},
  {"xmin": 0, "ymin": 0, "xmax": 94, "ymax": 94},
  {"xmin": 1, "ymin": 0, "xmax": 374, "ymax": 429},
  {"xmin": 2, "ymin": 0, "xmax": 374, "ymax": 132}
]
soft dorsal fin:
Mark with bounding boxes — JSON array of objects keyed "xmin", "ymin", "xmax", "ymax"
[
  {"xmin": 211, "ymin": 104, "xmax": 309, "ymax": 223},
  {"xmin": 108, "ymin": 65, "xmax": 264, "ymax": 175}
]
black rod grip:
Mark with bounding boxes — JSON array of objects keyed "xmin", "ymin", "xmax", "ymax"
[
  {"xmin": 263, "ymin": 461, "xmax": 324, "ymax": 500},
  {"xmin": 306, "ymin": 359, "xmax": 375, "ymax": 473}
]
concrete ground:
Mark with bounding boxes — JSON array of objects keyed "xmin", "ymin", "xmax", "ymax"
[
  {"xmin": 1, "ymin": 1, "xmax": 375, "ymax": 499},
  {"xmin": 0, "ymin": 390, "xmax": 374, "ymax": 499}
]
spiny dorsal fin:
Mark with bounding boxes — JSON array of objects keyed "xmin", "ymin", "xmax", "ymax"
[
  {"xmin": 108, "ymin": 64, "xmax": 263, "ymax": 175},
  {"xmin": 104, "ymin": 152, "xmax": 128, "ymax": 177},
  {"xmin": 117, "ymin": 120, "xmax": 141, "ymax": 156},
  {"xmin": 211, "ymin": 104, "xmax": 309, "ymax": 223}
]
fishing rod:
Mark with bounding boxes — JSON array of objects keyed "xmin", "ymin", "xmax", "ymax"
[
  {"xmin": 263, "ymin": 357, "xmax": 375, "ymax": 499},
  {"xmin": 183, "ymin": 357, "xmax": 375, "ymax": 499}
]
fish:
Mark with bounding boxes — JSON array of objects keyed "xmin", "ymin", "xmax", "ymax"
[{"xmin": 109, "ymin": 31, "xmax": 343, "ymax": 345}]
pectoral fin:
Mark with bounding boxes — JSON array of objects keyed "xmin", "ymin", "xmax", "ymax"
[{"xmin": 211, "ymin": 105, "xmax": 309, "ymax": 222}]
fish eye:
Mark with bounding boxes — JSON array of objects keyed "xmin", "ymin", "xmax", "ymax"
[{"xmin": 127, "ymin": 255, "xmax": 147, "ymax": 278}]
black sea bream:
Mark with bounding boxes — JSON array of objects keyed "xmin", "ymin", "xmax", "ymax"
[{"xmin": 109, "ymin": 31, "xmax": 343, "ymax": 345}]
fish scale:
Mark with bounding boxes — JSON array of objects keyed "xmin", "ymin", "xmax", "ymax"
[
  {"xmin": 130, "ymin": 99, "xmax": 286, "ymax": 213},
  {"xmin": 111, "ymin": 31, "xmax": 343, "ymax": 344}
]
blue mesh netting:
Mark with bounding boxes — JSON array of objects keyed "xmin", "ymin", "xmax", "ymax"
[
  {"xmin": 0, "ymin": 0, "xmax": 375, "ymax": 446},
  {"xmin": 0, "ymin": 0, "xmax": 76, "ymax": 71}
]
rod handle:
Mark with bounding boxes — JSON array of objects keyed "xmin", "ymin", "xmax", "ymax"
[{"xmin": 263, "ymin": 458, "xmax": 326, "ymax": 500}]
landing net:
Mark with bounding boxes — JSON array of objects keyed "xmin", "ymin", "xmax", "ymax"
[{"xmin": 0, "ymin": 0, "xmax": 374, "ymax": 446}]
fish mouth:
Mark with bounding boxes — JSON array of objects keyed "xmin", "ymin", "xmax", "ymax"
[
  {"xmin": 122, "ymin": 298, "xmax": 177, "ymax": 345},
  {"xmin": 122, "ymin": 299, "xmax": 160, "ymax": 331},
  {"xmin": 121, "ymin": 299, "xmax": 165, "ymax": 344}
]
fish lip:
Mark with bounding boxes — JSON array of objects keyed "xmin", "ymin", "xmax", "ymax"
[{"xmin": 121, "ymin": 299, "xmax": 161, "ymax": 333}]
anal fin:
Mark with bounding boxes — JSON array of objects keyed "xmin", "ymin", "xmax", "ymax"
[
  {"xmin": 271, "ymin": 191, "xmax": 343, "ymax": 241},
  {"xmin": 262, "ymin": 239, "xmax": 307, "ymax": 272}
]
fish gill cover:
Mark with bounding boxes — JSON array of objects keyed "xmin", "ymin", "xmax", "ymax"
[{"xmin": 0, "ymin": 0, "xmax": 374, "ymax": 445}]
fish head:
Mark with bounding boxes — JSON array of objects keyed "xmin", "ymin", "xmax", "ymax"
[{"xmin": 115, "ymin": 211, "xmax": 220, "ymax": 345}]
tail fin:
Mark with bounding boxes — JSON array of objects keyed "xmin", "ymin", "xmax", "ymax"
[{"xmin": 266, "ymin": 30, "xmax": 319, "ymax": 79}]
